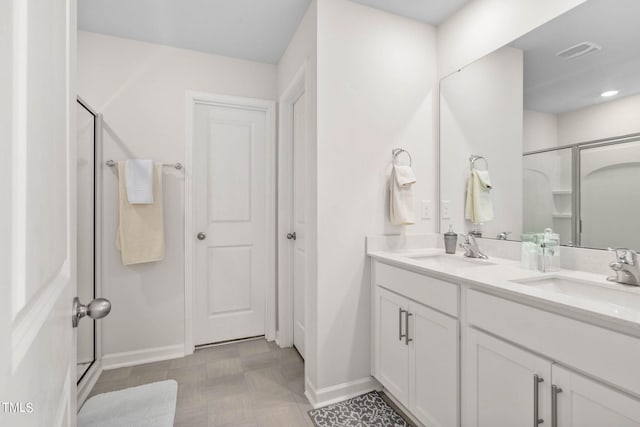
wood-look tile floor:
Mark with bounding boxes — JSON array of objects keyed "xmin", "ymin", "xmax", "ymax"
[{"xmin": 88, "ymin": 339, "xmax": 314, "ymax": 427}]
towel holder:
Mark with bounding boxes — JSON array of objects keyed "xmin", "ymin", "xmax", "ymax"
[
  {"xmin": 469, "ymin": 155, "xmax": 488, "ymax": 171},
  {"xmin": 392, "ymin": 148, "xmax": 412, "ymax": 167},
  {"xmin": 105, "ymin": 159, "xmax": 183, "ymax": 170}
]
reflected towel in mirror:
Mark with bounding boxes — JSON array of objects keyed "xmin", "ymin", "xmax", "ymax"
[{"xmin": 465, "ymin": 170, "xmax": 494, "ymax": 224}]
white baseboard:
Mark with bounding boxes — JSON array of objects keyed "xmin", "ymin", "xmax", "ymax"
[
  {"xmin": 77, "ymin": 360, "xmax": 102, "ymax": 409},
  {"xmin": 305, "ymin": 376, "xmax": 381, "ymax": 409},
  {"xmin": 102, "ymin": 344, "xmax": 184, "ymax": 370}
]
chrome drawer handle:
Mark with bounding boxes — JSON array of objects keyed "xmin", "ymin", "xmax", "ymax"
[{"xmin": 534, "ymin": 374, "xmax": 544, "ymax": 426}]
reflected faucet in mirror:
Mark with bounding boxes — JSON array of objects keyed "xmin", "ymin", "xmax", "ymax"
[
  {"xmin": 460, "ymin": 234, "xmax": 488, "ymax": 259},
  {"xmin": 607, "ymin": 248, "xmax": 640, "ymax": 286},
  {"xmin": 497, "ymin": 231, "xmax": 511, "ymax": 240}
]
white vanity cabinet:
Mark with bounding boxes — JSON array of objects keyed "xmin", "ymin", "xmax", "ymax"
[
  {"xmin": 373, "ymin": 262, "xmax": 459, "ymax": 427},
  {"xmin": 552, "ymin": 365, "xmax": 640, "ymax": 427},
  {"xmin": 465, "ymin": 327, "xmax": 640, "ymax": 427},
  {"xmin": 464, "ymin": 328, "xmax": 551, "ymax": 427},
  {"xmin": 465, "ymin": 290, "xmax": 640, "ymax": 427}
]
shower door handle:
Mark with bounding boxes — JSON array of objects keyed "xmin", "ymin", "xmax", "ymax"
[{"xmin": 73, "ymin": 297, "xmax": 111, "ymax": 328}]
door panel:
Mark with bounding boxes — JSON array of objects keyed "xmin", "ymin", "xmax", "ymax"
[
  {"xmin": 410, "ymin": 302, "xmax": 458, "ymax": 427},
  {"xmin": 377, "ymin": 288, "xmax": 410, "ymax": 406},
  {"xmin": 193, "ymin": 101, "xmax": 269, "ymax": 345},
  {"xmin": 464, "ymin": 328, "xmax": 551, "ymax": 427},
  {"xmin": 553, "ymin": 365, "xmax": 640, "ymax": 427},
  {"xmin": 1, "ymin": 0, "xmax": 77, "ymax": 425},
  {"xmin": 292, "ymin": 93, "xmax": 307, "ymax": 358}
]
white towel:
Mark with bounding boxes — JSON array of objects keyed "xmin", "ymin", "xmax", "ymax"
[
  {"xmin": 125, "ymin": 159, "xmax": 154, "ymax": 204},
  {"xmin": 465, "ymin": 169, "xmax": 494, "ymax": 224},
  {"xmin": 390, "ymin": 165, "xmax": 416, "ymax": 226},
  {"xmin": 116, "ymin": 161, "xmax": 165, "ymax": 265}
]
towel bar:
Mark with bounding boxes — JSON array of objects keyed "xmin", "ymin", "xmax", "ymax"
[{"xmin": 105, "ymin": 159, "xmax": 183, "ymax": 170}]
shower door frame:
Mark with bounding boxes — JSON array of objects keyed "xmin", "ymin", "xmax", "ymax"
[
  {"xmin": 524, "ymin": 132, "xmax": 640, "ymax": 249},
  {"xmin": 76, "ymin": 96, "xmax": 105, "ymax": 405}
]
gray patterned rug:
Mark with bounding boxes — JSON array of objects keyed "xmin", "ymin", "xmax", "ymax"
[{"xmin": 308, "ymin": 391, "xmax": 411, "ymax": 427}]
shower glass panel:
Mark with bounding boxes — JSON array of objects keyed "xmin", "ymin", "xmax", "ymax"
[
  {"xmin": 523, "ymin": 147, "xmax": 573, "ymax": 245},
  {"xmin": 580, "ymin": 140, "xmax": 640, "ymax": 250},
  {"xmin": 77, "ymin": 99, "xmax": 96, "ymax": 383}
]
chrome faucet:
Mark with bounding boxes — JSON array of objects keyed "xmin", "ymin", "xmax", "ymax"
[
  {"xmin": 460, "ymin": 234, "xmax": 488, "ymax": 259},
  {"xmin": 497, "ymin": 231, "xmax": 511, "ymax": 240},
  {"xmin": 607, "ymin": 248, "xmax": 640, "ymax": 286}
]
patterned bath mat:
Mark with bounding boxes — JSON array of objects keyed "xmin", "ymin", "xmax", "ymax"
[{"xmin": 308, "ymin": 391, "xmax": 411, "ymax": 427}]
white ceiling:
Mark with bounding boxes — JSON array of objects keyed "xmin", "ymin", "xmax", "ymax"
[
  {"xmin": 78, "ymin": 0, "xmax": 469, "ymax": 64},
  {"xmin": 78, "ymin": 0, "xmax": 312, "ymax": 64},
  {"xmin": 349, "ymin": 0, "xmax": 470, "ymax": 25},
  {"xmin": 510, "ymin": 0, "xmax": 640, "ymax": 114}
]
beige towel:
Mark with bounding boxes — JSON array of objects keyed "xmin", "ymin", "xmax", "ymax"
[
  {"xmin": 116, "ymin": 161, "xmax": 165, "ymax": 265},
  {"xmin": 465, "ymin": 169, "xmax": 494, "ymax": 224},
  {"xmin": 389, "ymin": 165, "xmax": 416, "ymax": 226}
]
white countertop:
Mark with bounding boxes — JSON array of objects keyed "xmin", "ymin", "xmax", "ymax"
[{"xmin": 369, "ymin": 248, "xmax": 640, "ymax": 332}]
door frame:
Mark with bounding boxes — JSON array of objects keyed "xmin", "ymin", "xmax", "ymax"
[
  {"xmin": 277, "ymin": 63, "xmax": 308, "ymax": 348},
  {"xmin": 75, "ymin": 97, "xmax": 105, "ymax": 406},
  {"xmin": 184, "ymin": 91, "xmax": 277, "ymax": 354}
]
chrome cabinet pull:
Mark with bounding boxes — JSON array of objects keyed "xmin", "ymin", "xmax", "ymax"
[
  {"xmin": 405, "ymin": 312, "xmax": 413, "ymax": 345},
  {"xmin": 399, "ymin": 308, "xmax": 407, "ymax": 341},
  {"xmin": 534, "ymin": 374, "xmax": 544, "ymax": 426},
  {"xmin": 551, "ymin": 385, "xmax": 562, "ymax": 427}
]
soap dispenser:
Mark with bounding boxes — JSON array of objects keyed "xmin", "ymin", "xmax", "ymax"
[{"xmin": 444, "ymin": 225, "xmax": 458, "ymax": 254}]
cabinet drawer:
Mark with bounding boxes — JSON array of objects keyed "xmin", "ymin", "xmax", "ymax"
[
  {"xmin": 467, "ymin": 290, "xmax": 640, "ymax": 396},
  {"xmin": 375, "ymin": 262, "xmax": 458, "ymax": 317}
]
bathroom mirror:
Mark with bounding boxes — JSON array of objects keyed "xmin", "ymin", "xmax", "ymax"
[{"xmin": 439, "ymin": 0, "xmax": 640, "ymax": 250}]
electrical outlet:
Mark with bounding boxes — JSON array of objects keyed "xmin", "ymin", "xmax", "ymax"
[
  {"xmin": 441, "ymin": 200, "xmax": 451, "ymax": 220},
  {"xmin": 421, "ymin": 200, "xmax": 432, "ymax": 220}
]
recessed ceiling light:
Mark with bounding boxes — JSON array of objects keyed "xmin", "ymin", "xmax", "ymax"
[{"xmin": 601, "ymin": 90, "xmax": 619, "ymax": 97}]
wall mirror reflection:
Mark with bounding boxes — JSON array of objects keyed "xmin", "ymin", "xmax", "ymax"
[{"xmin": 439, "ymin": 0, "xmax": 640, "ymax": 250}]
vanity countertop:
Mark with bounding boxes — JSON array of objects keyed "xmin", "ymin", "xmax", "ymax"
[{"xmin": 369, "ymin": 248, "xmax": 640, "ymax": 332}]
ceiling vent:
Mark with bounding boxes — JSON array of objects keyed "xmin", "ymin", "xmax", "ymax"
[{"xmin": 556, "ymin": 42, "xmax": 602, "ymax": 60}]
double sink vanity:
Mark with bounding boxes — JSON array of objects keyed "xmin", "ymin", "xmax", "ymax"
[{"xmin": 368, "ymin": 239, "xmax": 640, "ymax": 427}]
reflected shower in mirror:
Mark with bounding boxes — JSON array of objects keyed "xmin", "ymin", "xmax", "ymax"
[{"xmin": 439, "ymin": 0, "xmax": 640, "ymax": 250}]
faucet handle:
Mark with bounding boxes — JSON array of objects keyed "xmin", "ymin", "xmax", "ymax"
[{"xmin": 608, "ymin": 248, "xmax": 637, "ymax": 264}]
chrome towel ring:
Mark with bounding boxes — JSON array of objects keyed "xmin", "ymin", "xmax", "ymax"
[{"xmin": 392, "ymin": 148, "xmax": 412, "ymax": 167}]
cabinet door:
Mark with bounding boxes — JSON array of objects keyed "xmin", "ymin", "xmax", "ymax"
[
  {"xmin": 553, "ymin": 365, "xmax": 640, "ymax": 427},
  {"xmin": 409, "ymin": 301, "xmax": 458, "ymax": 427},
  {"xmin": 376, "ymin": 287, "xmax": 410, "ymax": 406},
  {"xmin": 464, "ymin": 328, "xmax": 551, "ymax": 427}
]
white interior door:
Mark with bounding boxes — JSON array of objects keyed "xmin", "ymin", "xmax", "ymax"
[
  {"xmin": 193, "ymin": 98, "xmax": 272, "ymax": 345},
  {"xmin": 1, "ymin": 0, "xmax": 77, "ymax": 425},
  {"xmin": 292, "ymin": 93, "xmax": 307, "ymax": 358}
]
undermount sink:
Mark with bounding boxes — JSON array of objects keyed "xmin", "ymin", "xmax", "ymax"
[
  {"xmin": 512, "ymin": 276, "xmax": 640, "ymax": 310},
  {"xmin": 404, "ymin": 253, "xmax": 496, "ymax": 269}
]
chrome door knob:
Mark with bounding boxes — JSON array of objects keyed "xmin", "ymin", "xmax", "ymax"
[
  {"xmin": 72, "ymin": 297, "xmax": 111, "ymax": 328},
  {"xmin": 197, "ymin": 232, "xmax": 207, "ymax": 240},
  {"xmin": 286, "ymin": 232, "xmax": 296, "ymax": 240}
]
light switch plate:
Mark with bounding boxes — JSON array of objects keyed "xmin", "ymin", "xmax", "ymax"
[
  {"xmin": 421, "ymin": 200, "xmax": 432, "ymax": 220},
  {"xmin": 441, "ymin": 200, "xmax": 451, "ymax": 220}
]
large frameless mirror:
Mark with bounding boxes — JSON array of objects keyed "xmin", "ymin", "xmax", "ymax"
[{"xmin": 439, "ymin": 0, "xmax": 640, "ymax": 250}]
